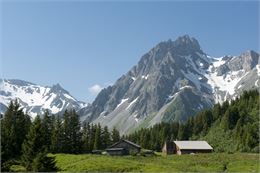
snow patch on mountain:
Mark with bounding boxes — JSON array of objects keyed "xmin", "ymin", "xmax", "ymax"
[
  {"xmin": 0, "ymin": 79, "xmax": 87, "ymax": 117},
  {"xmin": 255, "ymin": 80, "xmax": 259, "ymax": 87},
  {"xmin": 141, "ymin": 75, "xmax": 149, "ymax": 80},
  {"xmin": 126, "ymin": 97, "xmax": 138, "ymax": 110},
  {"xmin": 256, "ymin": 65, "xmax": 260, "ymax": 76},
  {"xmin": 116, "ymin": 98, "xmax": 129, "ymax": 109},
  {"xmin": 131, "ymin": 77, "xmax": 136, "ymax": 81}
]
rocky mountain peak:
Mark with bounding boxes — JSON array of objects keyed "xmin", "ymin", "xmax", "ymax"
[
  {"xmin": 79, "ymin": 36, "xmax": 259, "ymax": 134},
  {"xmin": 173, "ymin": 35, "xmax": 201, "ymax": 53},
  {"xmin": 50, "ymin": 83, "xmax": 68, "ymax": 94},
  {"xmin": 153, "ymin": 35, "xmax": 201, "ymax": 54}
]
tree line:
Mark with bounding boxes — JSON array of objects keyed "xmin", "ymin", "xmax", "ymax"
[
  {"xmin": 125, "ymin": 90, "xmax": 259, "ymax": 153},
  {"xmin": 1, "ymin": 101, "xmax": 120, "ymax": 172}
]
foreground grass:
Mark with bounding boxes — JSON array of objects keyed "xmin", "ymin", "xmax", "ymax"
[{"xmin": 53, "ymin": 153, "xmax": 259, "ymax": 172}]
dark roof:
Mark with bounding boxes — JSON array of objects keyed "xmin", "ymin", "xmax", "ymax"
[
  {"xmin": 108, "ymin": 139, "xmax": 141, "ymax": 149},
  {"xmin": 106, "ymin": 148, "xmax": 125, "ymax": 151}
]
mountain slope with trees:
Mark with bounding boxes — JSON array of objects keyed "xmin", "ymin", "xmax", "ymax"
[{"xmin": 125, "ymin": 90, "xmax": 259, "ymax": 153}]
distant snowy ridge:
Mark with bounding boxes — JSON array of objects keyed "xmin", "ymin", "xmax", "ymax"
[{"xmin": 0, "ymin": 79, "xmax": 88, "ymax": 117}]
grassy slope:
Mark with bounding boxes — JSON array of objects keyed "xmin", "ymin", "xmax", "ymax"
[{"xmin": 54, "ymin": 153, "xmax": 259, "ymax": 172}]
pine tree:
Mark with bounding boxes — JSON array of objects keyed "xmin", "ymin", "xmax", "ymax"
[
  {"xmin": 62, "ymin": 110, "xmax": 82, "ymax": 153},
  {"xmin": 82, "ymin": 122, "xmax": 90, "ymax": 153},
  {"xmin": 111, "ymin": 127, "xmax": 120, "ymax": 143},
  {"xmin": 88, "ymin": 124, "xmax": 96, "ymax": 151},
  {"xmin": 42, "ymin": 110, "xmax": 52, "ymax": 151},
  {"xmin": 94, "ymin": 123, "xmax": 102, "ymax": 150},
  {"xmin": 1, "ymin": 100, "xmax": 31, "ymax": 163},
  {"xmin": 21, "ymin": 115, "xmax": 45, "ymax": 170},
  {"xmin": 50, "ymin": 115, "xmax": 63, "ymax": 153},
  {"xmin": 101, "ymin": 126, "xmax": 111, "ymax": 149}
]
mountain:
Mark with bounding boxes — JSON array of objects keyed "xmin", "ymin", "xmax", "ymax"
[
  {"xmin": 0, "ymin": 79, "xmax": 88, "ymax": 117},
  {"xmin": 79, "ymin": 35, "xmax": 260, "ymax": 134}
]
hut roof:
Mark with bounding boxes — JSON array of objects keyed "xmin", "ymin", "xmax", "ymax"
[
  {"xmin": 109, "ymin": 139, "xmax": 141, "ymax": 149},
  {"xmin": 174, "ymin": 141, "xmax": 213, "ymax": 150},
  {"xmin": 106, "ymin": 148, "xmax": 125, "ymax": 151}
]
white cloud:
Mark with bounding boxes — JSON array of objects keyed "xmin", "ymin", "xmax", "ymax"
[{"xmin": 88, "ymin": 84, "xmax": 103, "ymax": 95}]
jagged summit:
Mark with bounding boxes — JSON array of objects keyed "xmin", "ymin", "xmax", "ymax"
[
  {"xmin": 155, "ymin": 35, "xmax": 201, "ymax": 52},
  {"xmin": 50, "ymin": 83, "xmax": 68, "ymax": 94},
  {"xmin": 79, "ymin": 36, "xmax": 259, "ymax": 134},
  {"xmin": 175, "ymin": 35, "xmax": 200, "ymax": 47}
]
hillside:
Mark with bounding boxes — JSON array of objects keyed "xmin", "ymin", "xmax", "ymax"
[{"xmin": 126, "ymin": 90, "xmax": 259, "ymax": 153}]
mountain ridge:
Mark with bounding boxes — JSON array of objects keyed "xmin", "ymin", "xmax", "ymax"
[
  {"xmin": 79, "ymin": 35, "xmax": 259, "ymax": 134},
  {"xmin": 0, "ymin": 79, "xmax": 88, "ymax": 117}
]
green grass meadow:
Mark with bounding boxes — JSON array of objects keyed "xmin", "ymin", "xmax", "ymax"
[{"xmin": 53, "ymin": 153, "xmax": 259, "ymax": 172}]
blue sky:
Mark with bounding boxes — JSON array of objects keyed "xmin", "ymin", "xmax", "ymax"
[{"xmin": 1, "ymin": 1, "xmax": 259, "ymax": 103}]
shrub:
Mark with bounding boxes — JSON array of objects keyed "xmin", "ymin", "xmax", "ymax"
[{"xmin": 32, "ymin": 152, "xmax": 58, "ymax": 172}]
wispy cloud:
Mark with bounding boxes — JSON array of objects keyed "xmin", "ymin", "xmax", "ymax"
[{"xmin": 88, "ymin": 84, "xmax": 103, "ymax": 95}]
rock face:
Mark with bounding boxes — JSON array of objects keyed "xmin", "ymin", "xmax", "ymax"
[
  {"xmin": 79, "ymin": 35, "xmax": 260, "ymax": 134},
  {"xmin": 0, "ymin": 79, "xmax": 88, "ymax": 117}
]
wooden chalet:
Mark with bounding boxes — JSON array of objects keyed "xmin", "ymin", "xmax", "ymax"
[
  {"xmin": 106, "ymin": 139, "xmax": 141, "ymax": 156},
  {"xmin": 162, "ymin": 141, "xmax": 213, "ymax": 155}
]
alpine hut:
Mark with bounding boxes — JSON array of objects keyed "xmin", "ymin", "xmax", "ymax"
[
  {"xmin": 162, "ymin": 141, "xmax": 213, "ymax": 155},
  {"xmin": 106, "ymin": 139, "xmax": 141, "ymax": 156}
]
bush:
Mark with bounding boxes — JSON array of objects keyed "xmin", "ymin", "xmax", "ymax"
[
  {"xmin": 140, "ymin": 149, "xmax": 155, "ymax": 157},
  {"xmin": 129, "ymin": 150, "xmax": 138, "ymax": 156},
  {"xmin": 1, "ymin": 159, "xmax": 21, "ymax": 172},
  {"xmin": 32, "ymin": 152, "xmax": 58, "ymax": 172},
  {"xmin": 9, "ymin": 165, "xmax": 27, "ymax": 172}
]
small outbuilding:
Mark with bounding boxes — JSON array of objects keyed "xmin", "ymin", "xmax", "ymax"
[
  {"xmin": 162, "ymin": 141, "xmax": 213, "ymax": 155},
  {"xmin": 162, "ymin": 141, "xmax": 175, "ymax": 155},
  {"xmin": 106, "ymin": 139, "xmax": 141, "ymax": 156}
]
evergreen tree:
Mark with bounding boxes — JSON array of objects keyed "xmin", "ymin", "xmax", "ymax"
[
  {"xmin": 82, "ymin": 122, "xmax": 91, "ymax": 153},
  {"xmin": 222, "ymin": 107, "xmax": 239, "ymax": 130},
  {"xmin": 50, "ymin": 115, "xmax": 63, "ymax": 153},
  {"xmin": 93, "ymin": 123, "xmax": 102, "ymax": 150},
  {"xmin": 42, "ymin": 110, "xmax": 53, "ymax": 151},
  {"xmin": 21, "ymin": 115, "xmax": 45, "ymax": 170},
  {"xmin": 88, "ymin": 124, "xmax": 96, "ymax": 151},
  {"xmin": 101, "ymin": 126, "xmax": 111, "ymax": 149},
  {"xmin": 1, "ymin": 100, "xmax": 31, "ymax": 163},
  {"xmin": 62, "ymin": 110, "xmax": 82, "ymax": 153},
  {"xmin": 111, "ymin": 127, "xmax": 120, "ymax": 143}
]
